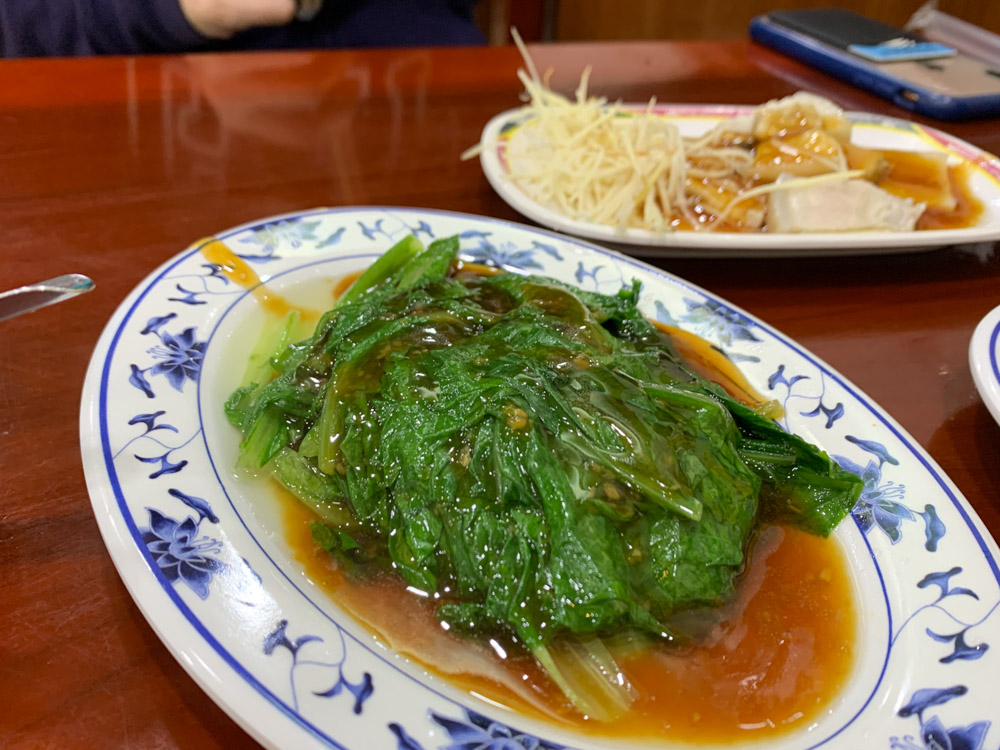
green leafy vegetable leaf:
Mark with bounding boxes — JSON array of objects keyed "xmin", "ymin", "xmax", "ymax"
[{"xmin": 227, "ymin": 233, "xmax": 863, "ymax": 715}]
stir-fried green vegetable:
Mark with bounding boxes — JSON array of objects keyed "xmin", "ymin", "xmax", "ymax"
[{"xmin": 225, "ymin": 235, "xmax": 862, "ymax": 718}]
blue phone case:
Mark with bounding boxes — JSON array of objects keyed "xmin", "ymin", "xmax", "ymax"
[{"xmin": 749, "ymin": 14, "xmax": 1000, "ymax": 121}]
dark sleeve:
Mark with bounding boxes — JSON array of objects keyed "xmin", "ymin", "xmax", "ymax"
[
  {"xmin": 329, "ymin": 0, "xmax": 485, "ymax": 47},
  {"xmin": 227, "ymin": 0, "xmax": 485, "ymax": 52},
  {"xmin": 1, "ymin": 0, "xmax": 207, "ymax": 58}
]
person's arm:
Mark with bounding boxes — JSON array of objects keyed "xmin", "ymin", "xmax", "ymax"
[
  {"xmin": 0, "ymin": 0, "xmax": 202, "ymax": 57},
  {"xmin": 0, "ymin": 0, "xmax": 295, "ymax": 58},
  {"xmin": 179, "ymin": 0, "xmax": 297, "ymax": 40}
]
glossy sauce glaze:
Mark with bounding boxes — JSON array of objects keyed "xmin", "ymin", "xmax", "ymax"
[
  {"xmin": 199, "ymin": 238, "xmax": 305, "ymax": 317},
  {"xmin": 667, "ymin": 165, "xmax": 981, "ymax": 234},
  {"xmin": 283, "ymin": 494, "xmax": 856, "ymax": 741},
  {"xmin": 861, "ymin": 151, "xmax": 983, "ymax": 231},
  {"xmin": 911, "ymin": 163, "xmax": 983, "ymax": 231},
  {"xmin": 684, "ymin": 144, "xmax": 983, "ymax": 233},
  {"xmin": 221, "ymin": 248, "xmax": 859, "ymax": 742},
  {"xmin": 259, "ymin": 269, "xmax": 857, "ymax": 743},
  {"xmin": 656, "ymin": 322, "xmax": 775, "ymax": 413}
]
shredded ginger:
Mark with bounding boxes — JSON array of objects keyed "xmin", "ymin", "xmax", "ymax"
[{"xmin": 463, "ymin": 29, "xmax": 869, "ymax": 234}]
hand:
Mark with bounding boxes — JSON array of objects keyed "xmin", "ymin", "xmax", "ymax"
[{"xmin": 178, "ymin": 0, "xmax": 298, "ymax": 39}]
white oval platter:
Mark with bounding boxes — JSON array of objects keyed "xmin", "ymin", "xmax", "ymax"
[{"xmin": 80, "ymin": 207, "xmax": 1000, "ymax": 750}]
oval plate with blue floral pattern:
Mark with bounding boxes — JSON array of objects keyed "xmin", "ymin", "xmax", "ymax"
[
  {"xmin": 479, "ymin": 105, "xmax": 1000, "ymax": 257},
  {"xmin": 81, "ymin": 207, "xmax": 1000, "ymax": 750}
]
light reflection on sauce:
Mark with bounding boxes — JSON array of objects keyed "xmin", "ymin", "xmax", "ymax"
[
  {"xmin": 283, "ymin": 489, "xmax": 856, "ymax": 742},
  {"xmin": 864, "ymin": 152, "xmax": 983, "ymax": 231},
  {"xmin": 251, "ymin": 266, "xmax": 855, "ymax": 743},
  {"xmin": 655, "ymin": 321, "xmax": 777, "ymax": 414},
  {"xmin": 456, "ymin": 262, "xmax": 774, "ymax": 414},
  {"xmin": 676, "ymin": 148, "xmax": 982, "ymax": 233},
  {"xmin": 617, "ymin": 526, "xmax": 855, "ymax": 739},
  {"xmin": 250, "ymin": 264, "xmax": 857, "ymax": 742},
  {"xmin": 913, "ymin": 163, "xmax": 984, "ymax": 231}
]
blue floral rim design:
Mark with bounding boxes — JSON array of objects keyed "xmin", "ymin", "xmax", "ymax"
[
  {"xmin": 990, "ymin": 319, "xmax": 1000, "ymax": 393},
  {"xmin": 90, "ymin": 207, "xmax": 1000, "ymax": 750},
  {"xmin": 96, "ymin": 230, "xmax": 364, "ymax": 750}
]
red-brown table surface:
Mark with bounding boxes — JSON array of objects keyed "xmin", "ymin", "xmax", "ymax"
[{"xmin": 1, "ymin": 40, "xmax": 999, "ymax": 749}]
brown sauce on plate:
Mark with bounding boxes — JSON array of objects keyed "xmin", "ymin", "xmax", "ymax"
[
  {"xmin": 655, "ymin": 321, "xmax": 775, "ymax": 412},
  {"xmin": 681, "ymin": 145, "xmax": 983, "ymax": 233},
  {"xmin": 230, "ymin": 259, "xmax": 858, "ymax": 743},
  {"xmin": 283, "ymin": 493, "xmax": 856, "ymax": 742},
  {"xmin": 862, "ymin": 151, "xmax": 983, "ymax": 231},
  {"xmin": 915, "ymin": 164, "xmax": 984, "ymax": 231},
  {"xmin": 199, "ymin": 237, "xmax": 325, "ymax": 321}
]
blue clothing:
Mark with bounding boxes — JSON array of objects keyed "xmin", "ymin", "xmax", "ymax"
[{"xmin": 0, "ymin": 0, "xmax": 484, "ymax": 58}]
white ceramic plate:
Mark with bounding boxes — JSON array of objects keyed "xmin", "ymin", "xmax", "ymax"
[
  {"xmin": 81, "ymin": 207, "xmax": 1000, "ymax": 750},
  {"xmin": 478, "ymin": 105, "xmax": 1000, "ymax": 257},
  {"xmin": 970, "ymin": 303, "xmax": 1000, "ymax": 427}
]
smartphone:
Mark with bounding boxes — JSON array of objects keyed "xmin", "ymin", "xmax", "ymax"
[{"xmin": 750, "ymin": 9, "xmax": 1000, "ymax": 121}]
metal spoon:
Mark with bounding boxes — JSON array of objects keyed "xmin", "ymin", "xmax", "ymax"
[{"xmin": 0, "ymin": 274, "xmax": 95, "ymax": 323}]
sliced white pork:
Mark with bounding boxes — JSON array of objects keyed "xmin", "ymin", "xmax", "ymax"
[{"xmin": 767, "ymin": 177, "xmax": 926, "ymax": 233}]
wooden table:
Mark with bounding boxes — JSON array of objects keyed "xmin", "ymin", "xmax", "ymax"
[{"xmin": 2, "ymin": 40, "xmax": 999, "ymax": 749}]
